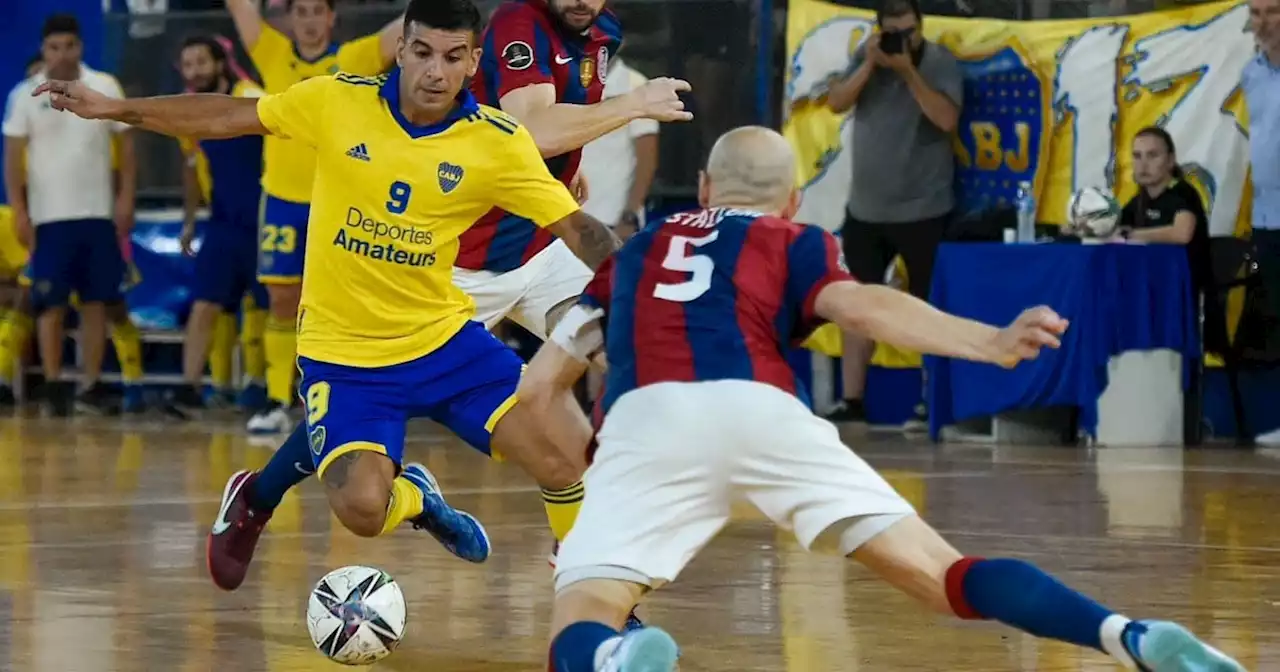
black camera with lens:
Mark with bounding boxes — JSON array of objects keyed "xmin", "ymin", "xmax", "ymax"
[{"xmin": 879, "ymin": 30, "xmax": 906, "ymax": 54}]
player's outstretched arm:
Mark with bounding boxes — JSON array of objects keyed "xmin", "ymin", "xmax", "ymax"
[
  {"xmin": 547, "ymin": 210, "xmax": 621, "ymax": 271},
  {"xmin": 501, "ymin": 78, "xmax": 692, "ymax": 159},
  {"xmin": 32, "ymin": 81, "xmax": 266, "ymax": 140},
  {"xmin": 814, "ymin": 281, "xmax": 1069, "ymax": 368}
]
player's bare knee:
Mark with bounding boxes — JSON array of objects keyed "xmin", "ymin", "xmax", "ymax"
[
  {"xmin": 320, "ymin": 451, "xmax": 394, "ymax": 537},
  {"xmin": 849, "ymin": 514, "xmax": 962, "ymax": 616},
  {"xmin": 491, "ymin": 407, "xmax": 584, "ymax": 489},
  {"xmin": 552, "ymin": 579, "xmax": 646, "ymax": 636},
  {"xmin": 266, "ymin": 284, "xmax": 301, "ymax": 321},
  {"xmin": 104, "ymin": 301, "xmax": 129, "ymax": 324}
]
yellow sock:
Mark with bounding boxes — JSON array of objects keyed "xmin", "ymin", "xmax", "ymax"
[
  {"xmin": 209, "ymin": 313, "xmax": 237, "ymax": 390},
  {"xmin": 379, "ymin": 476, "xmax": 426, "ymax": 535},
  {"xmin": 541, "ymin": 481, "xmax": 585, "ymax": 542},
  {"xmin": 241, "ymin": 308, "xmax": 267, "ymax": 381},
  {"xmin": 0, "ymin": 310, "xmax": 33, "ymax": 384},
  {"xmin": 264, "ymin": 316, "xmax": 297, "ymax": 405},
  {"xmin": 111, "ymin": 319, "xmax": 144, "ymax": 384}
]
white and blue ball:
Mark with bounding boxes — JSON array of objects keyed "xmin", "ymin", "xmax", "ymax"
[
  {"xmin": 306, "ymin": 565, "xmax": 407, "ymax": 665},
  {"xmin": 1066, "ymin": 186, "xmax": 1121, "ymax": 239}
]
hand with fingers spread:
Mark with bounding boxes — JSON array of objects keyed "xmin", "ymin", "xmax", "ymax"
[
  {"xmin": 32, "ymin": 79, "xmax": 122, "ymax": 121},
  {"xmin": 627, "ymin": 77, "xmax": 693, "ymax": 122},
  {"xmin": 989, "ymin": 306, "xmax": 1069, "ymax": 368}
]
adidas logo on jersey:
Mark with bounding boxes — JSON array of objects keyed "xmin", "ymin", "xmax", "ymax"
[{"xmin": 346, "ymin": 143, "xmax": 371, "ymax": 162}]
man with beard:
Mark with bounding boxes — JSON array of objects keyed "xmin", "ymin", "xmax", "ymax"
[
  {"xmin": 457, "ymin": 0, "xmax": 691, "ymax": 575},
  {"xmin": 169, "ymin": 35, "xmax": 271, "ymax": 414},
  {"xmin": 226, "ymin": 0, "xmax": 403, "ymax": 435}
]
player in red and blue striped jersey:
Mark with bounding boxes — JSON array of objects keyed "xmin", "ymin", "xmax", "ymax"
[
  {"xmin": 457, "ymin": 0, "xmax": 690, "ymax": 335},
  {"xmin": 578, "ymin": 206, "xmax": 846, "ymax": 421},
  {"xmin": 456, "ymin": 0, "xmax": 691, "ymax": 584},
  {"xmin": 522, "ymin": 126, "xmax": 1245, "ymax": 672}
]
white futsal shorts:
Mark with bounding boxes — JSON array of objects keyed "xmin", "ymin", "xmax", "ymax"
[
  {"xmin": 452, "ymin": 239, "xmax": 592, "ymax": 339},
  {"xmin": 553, "ymin": 380, "xmax": 916, "ymax": 592}
]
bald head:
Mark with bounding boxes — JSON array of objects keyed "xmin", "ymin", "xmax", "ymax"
[{"xmin": 700, "ymin": 126, "xmax": 798, "ymax": 215}]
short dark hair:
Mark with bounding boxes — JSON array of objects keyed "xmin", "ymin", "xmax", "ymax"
[
  {"xmin": 286, "ymin": 0, "xmax": 336, "ymax": 10},
  {"xmin": 877, "ymin": 0, "xmax": 922, "ymax": 24},
  {"xmin": 181, "ymin": 34, "xmax": 228, "ymax": 63},
  {"xmin": 404, "ymin": 0, "xmax": 484, "ymax": 36},
  {"xmin": 1135, "ymin": 126, "xmax": 1184, "ymax": 179},
  {"xmin": 42, "ymin": 13, "xmax": 80, "ymax": 41}
]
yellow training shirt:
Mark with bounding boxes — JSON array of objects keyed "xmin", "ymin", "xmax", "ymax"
[
  {"xmin": 250, "ymin": 23, "xmax": 388, "ymax": 203},
  {"xmin": 255, "ymin": 69, "xmax": 581, "ymax": 368}
]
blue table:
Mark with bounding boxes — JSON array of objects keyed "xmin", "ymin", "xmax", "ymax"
[{"xmin": 925, "ymin": 242, "xmax": 1199, "ymax": 441}]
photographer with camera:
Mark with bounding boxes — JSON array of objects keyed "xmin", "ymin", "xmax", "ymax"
[{"xmin": 825, "ymin": 0, "xmax": 963, "ymax": 429}]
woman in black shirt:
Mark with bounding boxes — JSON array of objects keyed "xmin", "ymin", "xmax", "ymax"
[
  {"xmin": 1117, "ymin": 126, "xmax": 1212, "ymax": 299},
  {"xmin": 1119, "ymin": 127, "xmax": 1222, "ymax": 444}
]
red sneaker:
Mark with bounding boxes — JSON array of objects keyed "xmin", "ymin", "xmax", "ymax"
[{"xmin": 206, "ymin": 470, "xmax": 273, "ymax": 591}]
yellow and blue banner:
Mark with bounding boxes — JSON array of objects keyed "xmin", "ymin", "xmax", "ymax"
[{"xmin": 789, "ymin": 0, "xmax": 1256, "ymax": 365}]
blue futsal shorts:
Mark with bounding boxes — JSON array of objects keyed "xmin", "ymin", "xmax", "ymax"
[{"xmin": 297, "ymin": 321, "xmax": 523, "ymax": 478}]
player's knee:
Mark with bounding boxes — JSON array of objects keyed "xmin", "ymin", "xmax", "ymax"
[
  {"xmin": 187, "ymin": 301, "xmax": 221, "ymax": 331},
  {"xmin": 494, "ymin": 414, "xmax": 582, "ymax": 489},
  {"xmin": 329, "ymin": 486, "xmax": 392, "ymax": 538},
  {"xmin": 104, "ymin": 301, "xmax": 129, "ymax": 324},
  {"xmin": 849, "ymin": 514, "xmax": 962, "ymax": 616},
  {"xmin": 320, "ymin": 451, "xmax": 395, "ymax": 538},
  {"xmin": 551, "ymin": 579, "xmax": 647, "ymax": 637},
  {"xmin": 266, "ymin": 284, "xmax": 301, "ymax": 320}
]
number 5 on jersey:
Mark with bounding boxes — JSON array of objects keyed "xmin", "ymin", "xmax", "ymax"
[{"xmin": 654, "ymin": 231, "xmax": 720, "ymax": 302}]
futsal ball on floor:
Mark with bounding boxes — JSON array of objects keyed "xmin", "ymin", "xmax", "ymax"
[
  {"xmin": 1066, "ymin": 186, "xmax": 1121, "ymax": 238},
  {"xmin": 307, "ymin": 565, "xmax": 407, "ymax": 665}
]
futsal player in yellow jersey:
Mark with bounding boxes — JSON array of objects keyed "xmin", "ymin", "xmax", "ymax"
[
  {"xmin": 35, "ymin": 0, "xmax": 633, "ymax": 588},
  {"xmin": 227, "ymin": 0, "xmax": 403, "ymax": 434}
]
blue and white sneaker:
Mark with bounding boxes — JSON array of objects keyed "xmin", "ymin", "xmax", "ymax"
[
  {"xmin": 1122, "ymin": 620, "xmax": 1245, "ymax": 672},
  {"xmin": 599, "ymin": 627, "xmax": 680, "ymax": 672},
  {"xmin": 401, "ymin": 462, "xmax": 491, "ymax": 564}
]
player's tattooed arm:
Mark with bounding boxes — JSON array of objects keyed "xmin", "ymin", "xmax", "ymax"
[
  {"xmin": 549, "ymin": 210, "xmax": 621, "ymax": 272},
  {"xmin": 33, "ymin": 80, "xmax": 268, "ymax": 140}
]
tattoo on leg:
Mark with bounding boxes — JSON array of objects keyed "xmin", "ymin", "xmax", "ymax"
[{"xmin": 322, "ymin": 452, "xmax": 360, "ymax": 490}]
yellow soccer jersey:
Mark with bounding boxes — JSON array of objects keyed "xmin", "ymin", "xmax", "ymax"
[
  {"xmin": 250, "ymin": 23, "xmax": 388, "ymax": 203},
  {"xmin": 255, "ymin": 69, "xmax": 581, "ymax": 368}
]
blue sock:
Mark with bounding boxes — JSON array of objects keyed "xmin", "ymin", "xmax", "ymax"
[
  {"xmin": 549, "ymin": 621, "xmax": 621, "ymax": 672},
  {"xmin": 946, "ymin": 557, "xmax": 1116, "ymax": 652},
  {"xmin": 247, "ymin": 424, "xmax": 314, "ymax": 511}
]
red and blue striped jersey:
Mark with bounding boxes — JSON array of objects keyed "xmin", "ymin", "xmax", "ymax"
[
  {"xmin": 460, "ymin": 0, "xmax": 622, "ymax": 273},
  {"xmin": 583, "ymin": 208, "xmax": 852, "ymax": 416}
]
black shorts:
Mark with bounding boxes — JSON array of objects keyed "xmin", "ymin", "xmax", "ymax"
[{"xmin": 840, "ymin": 213, "xmax": 950, "ymax": 301}]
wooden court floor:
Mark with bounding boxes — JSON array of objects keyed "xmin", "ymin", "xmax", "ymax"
[{"xmin": 0, "ymin": 415, "xmax": 1277, "ymax": 671}]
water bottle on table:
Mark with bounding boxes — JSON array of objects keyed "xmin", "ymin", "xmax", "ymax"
[{"xmin": 1015, "ymin": 181, "xmax": 1036, "ymax": 243}]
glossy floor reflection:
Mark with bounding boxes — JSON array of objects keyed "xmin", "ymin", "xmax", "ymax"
[{"xmin": 0, "ymin": 416, "xmax": 1277, "ymax": 671}]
